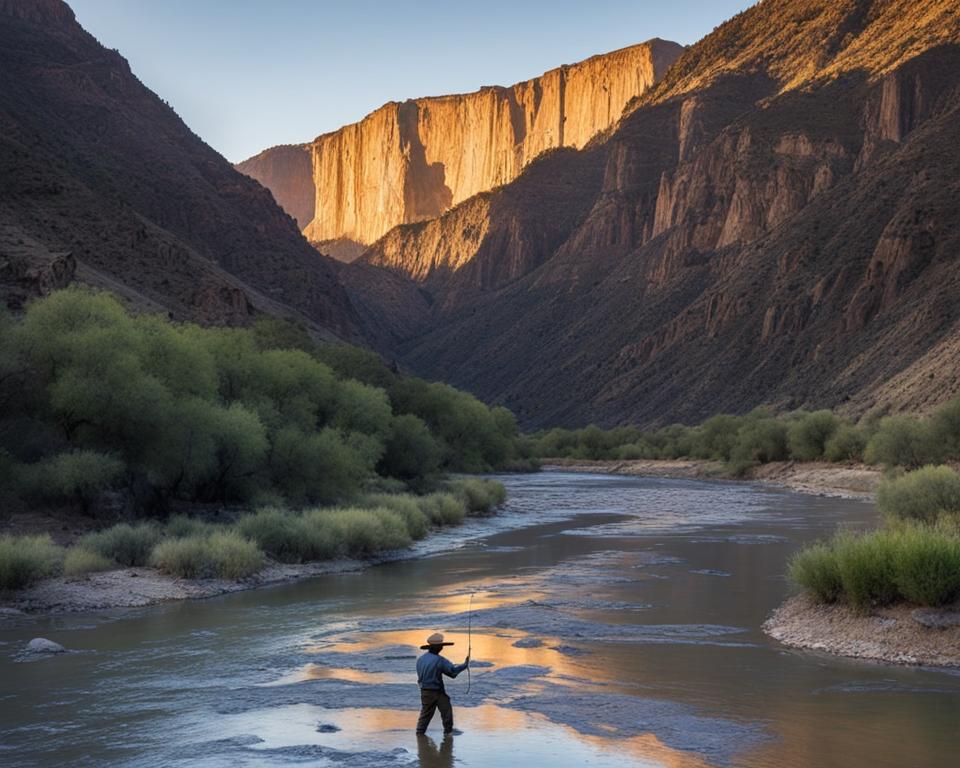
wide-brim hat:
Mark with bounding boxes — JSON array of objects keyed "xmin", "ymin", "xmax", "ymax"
[{"xmin": 420, "ymin": 632, "xmax": 455, "ymax": 650}]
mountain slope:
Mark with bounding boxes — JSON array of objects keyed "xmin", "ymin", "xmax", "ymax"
[
  {"xmin": 346, "ymin": 0, "xmax": 960, "ymax": 427},
  {"xmin": 0, "ymin": 0, "xmax": 358, "ymax": 338}
]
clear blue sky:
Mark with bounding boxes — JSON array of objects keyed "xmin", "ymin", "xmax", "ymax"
[{"xmin": 68, "ymin": 0, "xmax": 754, "ymax": 162}]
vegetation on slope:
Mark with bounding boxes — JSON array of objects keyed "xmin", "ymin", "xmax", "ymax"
[
  {"xmin": 530, "ymin": 400, "xmax": 960, "ymax": 474},
  {"xmin": 790, "ymin": 466, "xmax": 960, "ymax": 610},
  {"xmin": 0, "ymin": 288, "xmax": 530, "ymax": 518},
  {"xmin": 0, "ymin": 479, "xmax": 506, "ymax": 589}
]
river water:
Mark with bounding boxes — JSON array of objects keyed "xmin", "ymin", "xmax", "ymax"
[{"xmin": 2, "ymin": 471, "xmax": 959, "ymax": 767}]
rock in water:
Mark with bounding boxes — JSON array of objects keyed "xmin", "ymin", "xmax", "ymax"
[{"xmin": 25, "ymin": 638, "xmax": 66, "ymax": 655}]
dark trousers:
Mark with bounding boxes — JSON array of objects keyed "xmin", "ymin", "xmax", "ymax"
[{"xmin": 416, "ymin": 688, "xmax": 453, "ymax": 733}]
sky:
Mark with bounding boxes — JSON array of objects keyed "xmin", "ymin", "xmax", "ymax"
[{"xmin": 68, "ymin": 0, "xmax": 754, "ymax": 163}]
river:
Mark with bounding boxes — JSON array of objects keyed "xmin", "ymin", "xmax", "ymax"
[{"xmin": 2, "ymin": 471, "xmax": 959, "ymax": 767}]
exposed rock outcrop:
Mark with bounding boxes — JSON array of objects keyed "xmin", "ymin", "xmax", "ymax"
[{"xmin": 238, "ymin": 40, "xmax": 684, "ymax": 248}]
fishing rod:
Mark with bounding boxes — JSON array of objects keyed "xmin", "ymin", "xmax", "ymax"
[{"xmin": 465, "ymin": 590, "xmax": 474, "ymax": 695}]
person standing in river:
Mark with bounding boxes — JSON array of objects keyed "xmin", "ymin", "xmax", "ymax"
[{"xmin": 415, "ymin": 632, "xmax": 469, "ymax": 735}]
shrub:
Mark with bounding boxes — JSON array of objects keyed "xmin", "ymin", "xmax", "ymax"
[
  {"xmin": 23, "ymin": 450, "xmax": 124, "ymax": 512},
  {"xmin": 0, "ymin": 534, "xmax": 62, "ymax": 589},
  {"xmin": 150, "ymin": 532, "xmax": 263, "ymax": 579},
  {"xmin": 930, "ymin": 397, "xmax": 960, "ymax": 461},
  {"xmin": 695, "ymin": 414, "xmax": 743, "ymax": 461},
  {"xmin": 892, "ymin": 527, "xmax": 960, "ymax": 606},
  {"xmin": 823, "ymin": 424, "xmax": 866, "ymax": 462},
  {"xmin": 614, "ymin": 443, "xmax": 652, "ymax": 460},
  {"xmin": 788, "ymin": 541, "xmax": 844, "ymax": 603},
  {"xmin": 165, "ymin": 515, "xmax": 212, "ymax": 539},
  {"xmin": 876, "ymin": 465, "xmax": 960, "ymax": 525},
  {"xmin": 150, "ymin": 536, "xmax": 208, "ymax": 578},
  {"xmin": 206, "ymin": 531, "xmax": 264, "ymax": 579},
  {"xmin": 377, "ymin": 414, "xmax": 442, "ymax": 483},
  {"xmin": 833, "ymin": 531, "xmax": 900, "ymax": 611},
  {"xmin": 63, "ymin": 546, "xmax": 114, "ymax": 576},
  {"xmin": 307, "ymin": 507, "xmax": 412, "ymax": 558},
  {"xmin": 417, "ymin": 493, "xmax": 466, "ymax": 526},
  {"xmin": 731, "ymin": 418, "xmax": 789, "ymax": 465},
  {"xmin": 78, "ymin": 523, "xmax": 160, "ymax": 567},
  {"xmin": 787, "ymin": 411, "xmax": 839, "ymax": 461},
  {"xmin": 236, "ymin": 508, "xmax": 335, "ymax": 563},
  {"xmin": 451, "ymin": 478, "xmax": 507, "ymax": 514},
  {"xmin": 864, "ymin": 416, "xmax": 940, "ymax": 468},
  {"xmin": 361, "ymin": 494, "xmax": 430, "ymax": 539}
]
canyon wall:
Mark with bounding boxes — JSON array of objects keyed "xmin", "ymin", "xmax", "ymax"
[
  {"xmin": 343, "ymin": 0, "xmax": 960, "ymax": 428},
  {"xmin": 237, "ymin": 39, "xmax": 683, "ymax": 249}
]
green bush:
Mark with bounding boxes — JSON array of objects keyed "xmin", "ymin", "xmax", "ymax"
[
  {"xmin": 823, "ymin": 424, "xmax": 866, "ymax": 462},
  {"xmin": 876, "ymin": 465, "xmax": 960, "ymax": 524},
  {"xmin": 63, "ymin": 546, "xmax": 114, "ymax": 576},
  {"xmin": 0, "ymin": 534, "xmax": 62, "ymax": 589},
  {"xmin": 1, "ymin": 288, "xmax": 527, "ymax": 517},
  {"xmin": 787, "ymin": 411, "xmax": 839, "ymax": 461},
  {"xmin": 892, "ymin": 527, "xmax": 960, "ymax": 606},
  {"xmin": 930, "ymin": 397, "xmax": 960, "ymax": 461},
  {"xmin": 695, "ymin": 414, "xmax": 743, "ymax": 461},
  {"xmin": 78, "ymin": 523, "xmax": 160, "ymax": 567},
  {"xmin": 417, "ymin": 493, "xmax": 466, "ymax": 526},
  {"xmin": 834, "ymin": 531, "xmax": 900, "ymax": 610},
  {"xmin": 361, "ymin": 494, "xmax": 430, "ymax": 539},
  {"xmin": 451, "ymin": 478, "xmax": 507, "ymax": 514},
  {"xmin": 377, "ymin": 414, "xmax": 442, "ymax": 483},
  {"xmin": 165, "ymin": 515, "xmax": 213, "ymax": 539},
  {"xmin": 236, "ymin": 508, "xmax": 335, "ymax": 563},
  {"xmin": 150, "ymin": 531, "xmax": 263, "ymax": 579},
  {"xmin": 23, "ymin": 450, "xmax": 124, "ymax": 512},
  {"xmin": 864, "ymin": 416, "xmax": 941, "ymax": 468},
  {"xmin": 788, "ymin": 541, "xmax": 844, "ymax": 603},
  {"xmin": 731, "ymin": 417, "xmax": 789, "ymax": 465},
  {"xmin": 306, "ymin": 507, "xmax": 412, "ymax": 558},
  {"xmin": 792, "ymin": 527, "xmax": 960, "ymax": 609}
]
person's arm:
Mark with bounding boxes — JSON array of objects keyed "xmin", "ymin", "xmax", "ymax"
[{"xmin": 441, "ymin": 656, "xmax": 469, "ymax": 678}]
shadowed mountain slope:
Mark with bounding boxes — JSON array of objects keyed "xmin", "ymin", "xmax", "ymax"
[{"xmin": 0, "ymin": 0, "xmax": 359, "ymax": 339}]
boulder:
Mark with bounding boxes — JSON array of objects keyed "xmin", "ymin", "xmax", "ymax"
[{"xmin": 25, "ymin": 637, "xmax": 66, "ymax": 654}]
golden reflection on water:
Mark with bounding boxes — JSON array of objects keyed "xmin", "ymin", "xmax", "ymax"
[
  {"xmin": 310, "ymin": 705, "xmax": 717, "ymax": 768},
  {"xmin": 263, "ymin": 663, "xmax": 413, "ymax": 686},
  {"xmin": 312, "ymin": 628, "xmax": 593, "ymax": 687}
]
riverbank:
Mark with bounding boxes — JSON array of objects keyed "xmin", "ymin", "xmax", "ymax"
[
  {"xmin": 0, "ymin": 480, "xmax": 508, "ymax": 617},
  {"xmin": 1, "ymin": 557, "xmax": 377, "ymax": 615},
  {"xmin": 542, "ymin": 459, "xmax": 881, "ymax": 498},
  {"xmin": 764, "ymin": 594, "xmax": 960, "ymax": 668}
]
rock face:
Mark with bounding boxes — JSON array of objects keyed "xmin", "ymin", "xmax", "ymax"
[
  {"xmin": 343, "ymin": 0, "xmax": 960, "ymax": 428},
  {"xmin": 0, "ymin": 0, "xmax": 359, "ymax": 339},
  {"xmin": 237, "ymin": 40, "xmax": 683, "ymax": 250}
]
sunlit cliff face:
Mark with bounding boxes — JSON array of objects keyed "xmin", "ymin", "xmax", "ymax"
[{"xmin": 237, "ymin": 39, "xmax": 683, "ymax": 248}]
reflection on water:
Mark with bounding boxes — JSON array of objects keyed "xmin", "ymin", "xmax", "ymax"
[
  {"xmin": 416, "ymin": 733, "xmax": 453, "ymax": 768},
  {"xmin": 2, "ymin": 472, "xmax": 960, "ymax": 768}
]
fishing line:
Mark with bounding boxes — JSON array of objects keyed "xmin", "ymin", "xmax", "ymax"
[{"xmin": 465, "ymin": 590, "xmax": 475, "ymax": 695}]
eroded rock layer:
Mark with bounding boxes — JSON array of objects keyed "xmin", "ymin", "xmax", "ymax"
[{"xmin": 237, "ymin": 39, "xmax": 683, "ymax": 248}]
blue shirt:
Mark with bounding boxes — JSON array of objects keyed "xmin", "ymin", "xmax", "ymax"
[{"xmin": 416, "ymin": 651, "xmax": 467, "ymax": 691}]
